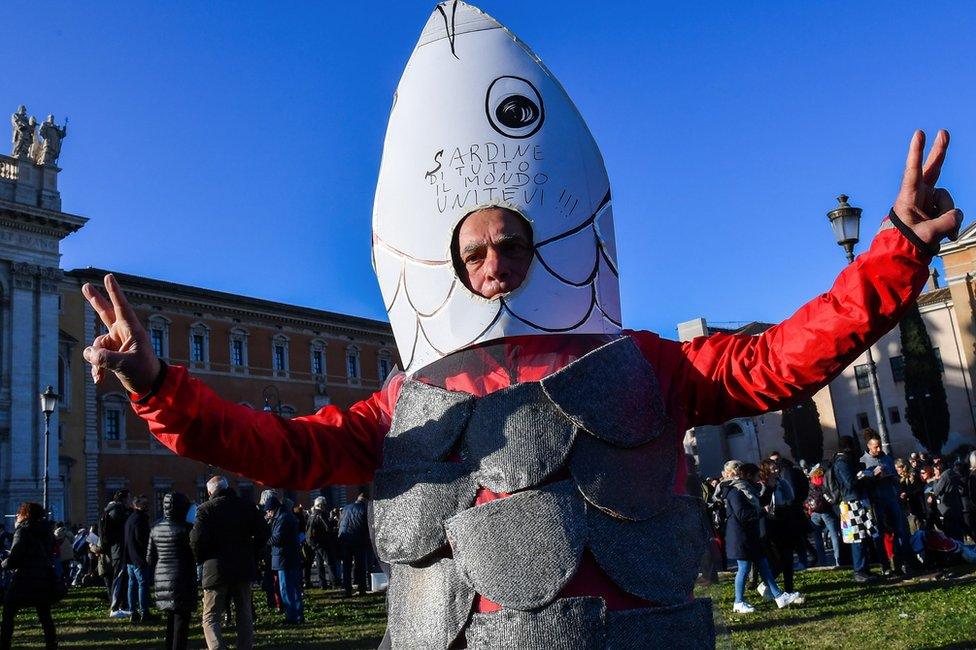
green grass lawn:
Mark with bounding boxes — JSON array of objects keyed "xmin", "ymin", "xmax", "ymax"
[
  {"xmin": 698, "ymin": 564, "xmax": 976, "ymax": 649},
  {"xmin": 7, "ymin": 567, "xmax": 976, "ymax": 648},
  {"xmin": 7, "ymin": 585, "xmax": 387, "ymax": 649}
]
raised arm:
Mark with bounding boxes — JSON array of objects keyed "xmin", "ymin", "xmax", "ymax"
[
  {"xmin": 82, "ymin": 275, "xmax": 396, "ymax": 489},
  {"xmin": 646, "ymin": 131, "xmax": 962, "ymax": 428}
]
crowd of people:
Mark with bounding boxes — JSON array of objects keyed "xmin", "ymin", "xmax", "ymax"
[
  {"xmin": 0, "ymin": 478, "xmax": 377, "ymax": 649},
  {"xmin": 695, "ymin": 428, "xmax": 976, "ymax": 614}
]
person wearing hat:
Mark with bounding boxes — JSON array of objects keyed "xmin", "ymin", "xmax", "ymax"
[
  {"xmin": 82, "ymin": 2, "xmax": 962, "ymax": 646},
  {"xmin": 264, "ymin": 494, "xmax": 304, "ymax": 624}
]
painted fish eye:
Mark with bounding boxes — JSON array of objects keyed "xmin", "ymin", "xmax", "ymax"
[
  {"xmin": 486, "ymin": 76, "xmax": 545, "ymax": 139},
  {"xmin": 495, "ymin": 96, "xmax": 539, "ymax": 129}
]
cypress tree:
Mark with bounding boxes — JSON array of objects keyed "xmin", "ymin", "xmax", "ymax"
[
  {"xmin": 781, "ymin": 397, "xmax": 824, "ymax": 464},
  {"xmin": 899, "ymin": 302, "xmax": 950, "ymax": 453}
]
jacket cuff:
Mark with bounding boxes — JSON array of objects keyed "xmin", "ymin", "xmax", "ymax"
[
  {"xmin": 130, "ymin": 361, "xmax": 175, "ymax": 406},
  {"xmin": 885, "ymin": 208, "xmax": 940, "ymax": 258}
]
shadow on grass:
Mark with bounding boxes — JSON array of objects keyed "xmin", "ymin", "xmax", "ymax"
[{"xmin": 726, "ymin": 606, "xmax": 873, "ymax": 633}]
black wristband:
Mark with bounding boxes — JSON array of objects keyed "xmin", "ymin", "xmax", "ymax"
[
  {"xmin": 133, "ymin": 360, "xmax": 169, "ymax": 405},
  {"xmin": 888, "ymin": 208, "xmax": 940, "ymax": 257}
]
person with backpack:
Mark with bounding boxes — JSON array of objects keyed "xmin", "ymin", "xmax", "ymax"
[
  {"xmin": 832, "ymin": 436, "xmax": 879, "ymax": 583},
  {"xmin": 805, "ymin": 467, "xmax": 841, "ymax": 567}
]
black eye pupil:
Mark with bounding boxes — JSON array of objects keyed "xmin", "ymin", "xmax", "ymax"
[{"xmin": 495, "ymin": 96, "xmax": 539, "ymax": 128}]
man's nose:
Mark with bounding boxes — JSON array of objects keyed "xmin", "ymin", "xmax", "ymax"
[{"xmin": 483, "ymin": 247, "xmax": 510, "ymax": 282}]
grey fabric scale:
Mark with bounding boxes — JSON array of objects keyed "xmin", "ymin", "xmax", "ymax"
[
  {"xmin": 445, "ymin": 480, "xmax": 586, "ymax": 610},
  {"xmin": 373, "ymin": 337, "xmax": 715, "ymax": 649}
]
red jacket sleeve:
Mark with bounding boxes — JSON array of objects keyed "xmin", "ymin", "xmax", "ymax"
[
  {"xmin": 131, "ymin": 365, "xmax": 400, "ymax": 489},
  {"xmin": 633, "ymin": 225, "xmax": 932, "ymax": 428}
]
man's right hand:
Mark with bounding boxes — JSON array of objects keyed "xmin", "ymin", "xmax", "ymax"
[{"xmin": 82, "ymin": 273, "xmax": 161, "ymax": 396}]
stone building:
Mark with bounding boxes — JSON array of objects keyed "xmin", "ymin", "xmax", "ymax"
[
  {"xmin": 58, "ymin": 270, "xmax": 397, "ymax": 524},
  {"xmin": 0, "ymin": 148, "xmax": 85, "ymax": 520},
  {"xmin": 1, "ymin": 107, "xmax": 398, "ymax": 523}
]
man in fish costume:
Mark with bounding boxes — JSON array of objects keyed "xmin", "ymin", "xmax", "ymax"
[{"xmin": 83, "ymin": 2, "xmax": 961, "ymax": 648}]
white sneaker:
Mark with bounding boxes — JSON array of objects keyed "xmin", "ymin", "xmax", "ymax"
[
  {"xmin": 732, "ymin": 601, "xmax": 756, "ymax": 614},
  {"xmin": 775, "ymin": 592, "xmax": 800, "ymax": 609},
  {"xmin": 109, "ymin": 609, "xmax": 130, "ymax": 619},
  {"xmin": 792, "ymin": 592, "xmax": 806, "ymax": 605},
  {"xmin": 757, "ymin": 583, "xmax": 773, "ymax": 601}
]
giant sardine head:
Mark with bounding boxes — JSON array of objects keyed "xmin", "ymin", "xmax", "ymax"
[{"xmin": 373, "ymin": 1, "xmax": 621, "ymax": 374}]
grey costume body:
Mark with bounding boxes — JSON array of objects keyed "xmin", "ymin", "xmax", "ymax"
[{"xmin": 372, "ymin": 337, "xmax": 715, "ymax": 649}]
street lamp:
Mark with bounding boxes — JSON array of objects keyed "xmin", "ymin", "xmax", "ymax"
[
  {"xmin": 827, "ymin": 194, "xmax": 862, "ymax": 264},
  {"xmin": 39, "ymin": 385, "xmax": 59, "ymax": 515},
  {"xmin": 827, "ymin": 195, "xmax": 892, "ymax": 454},
  {"xmin": 262, "ymin": 384, "xmax": 281, "ymax": 415}
]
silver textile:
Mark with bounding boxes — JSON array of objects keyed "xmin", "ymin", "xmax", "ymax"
[
  {"xmin": 463, "ymin": 382, "xmax": 577, "ymax": 493},
  {"xmin": 541, "ymin": 337, "xmax": 666, "ymax": 447},
  {"xmin": 386, "ymin": 556, "xmax": 476, "ymax": 649},
  {"xmin": 586, "ymin": 496, "xmax": 708, "ymax": 605},
  {"xmin": 466, "ymin": 597, "xmax": 606, "ymax": 650},
  {"xmin": 371, "ymin": 463, "xmax": 477, "ymax": 563},
  {"xmin": 384, "ymin": 379, "xmax": 474, "ymax": 466},
  {"xmin": 569, "ymin": 420, "xmax": 678, "ymax": 521},
  {"xmin": 378, "ymin": 336, "xmax": 716, "ymax": 648},
  {"xmin": 445, "ymin": 480, "xmax": 585, "ymax": 610},
  {"xmin": 606, "ymin": 599, "xmax": 715, "ymax": 650}
]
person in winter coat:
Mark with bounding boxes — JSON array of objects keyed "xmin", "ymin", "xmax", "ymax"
[
  {"xmin": 720, "ymin": 462, "xmax": 800, "ymax": 614},
  {"xmin": 930, "ymin": 461, "xmax": 966, "ymax": 540},
  {"xmin": 0, "ymin": 502, "xmax": 58, "ymax": 650},
  {"xmin": 263, "ymin": 494, "xmax": 304, "ymax": 624},
  {"xmin": 100, "ymin": 490, "xmax": 132, "ymax": 617},
  {"xmin": 148, "ymin": 492, "xmax": 198, "ymax": 650},
  {"xmin": 833, "ymin": 436, "xmax": 879, "ymax": 583},
  {"xmin": 307, "ymin": 497, "xmax": 335, "ymax": 589},
  {"xmin": 191, "ymin": 476, "xmax": 269, "ymax": 650},
  {"xmin": 124, "ymin": 496, "xmax": 153, "ymax": 623},
  {"xmin": 338, "ymin": 492, "xmax": 370, "ymax": 598}
]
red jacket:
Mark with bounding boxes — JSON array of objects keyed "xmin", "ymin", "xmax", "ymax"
[{"xmin": 133, "ymin": 225, "xmax": 930, "ymax": 608}]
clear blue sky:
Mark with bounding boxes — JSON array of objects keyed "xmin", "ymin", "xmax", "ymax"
[{"xmin": 6, "ymin": 1, "xmax": 975, "ymax": 337}]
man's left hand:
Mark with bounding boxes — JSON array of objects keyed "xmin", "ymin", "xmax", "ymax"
[{"xmin": 893, "ymin": 129, "xmax": 963, "ymax": 245}]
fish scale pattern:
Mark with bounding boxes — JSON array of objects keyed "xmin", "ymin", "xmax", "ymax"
[{"xmin": 373, "ymin": 337, "xmax": 715, "ymax": 648}]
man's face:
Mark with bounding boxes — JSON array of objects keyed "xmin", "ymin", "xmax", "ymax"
[
  {"xmin": 454, "ymin": 208, "xmax": 533, "ymax": 299},
  {"xmin": 867, "ymin": 439, "xmax": 882, "ymax": 457}
]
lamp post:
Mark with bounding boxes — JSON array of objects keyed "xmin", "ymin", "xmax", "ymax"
[
  {"xmin": 39, "ymin": 385, "xmax": 59, "ymax": 515},
  {"xmin": 827, "ymin": 195, "xmax": 892, "ymax": 454},
  {"xmin": 262, "ymin": 384, "xmax": 281, "ymax": 415}
]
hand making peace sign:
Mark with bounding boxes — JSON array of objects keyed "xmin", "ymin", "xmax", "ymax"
[
  {"xmin": 82, "ymin": 274, "xmax": 160, "ymax": 396},
  {"xmin": 893, "ymin": 129, "xmax": 963, "ymax": 245}
]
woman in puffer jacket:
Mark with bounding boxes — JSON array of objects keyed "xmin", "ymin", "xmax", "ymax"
[{"xmin": 147, "ymin": 493, "xmax": 198, "ymax": 650}]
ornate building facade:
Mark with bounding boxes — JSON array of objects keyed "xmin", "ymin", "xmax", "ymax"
[
  {"xmin": 59, "ymin": 271, "xmax": 397, "ymax": 524},
  {"xmin": 2, "ymin": 104, "xmax": 398, "ymax": 524}
]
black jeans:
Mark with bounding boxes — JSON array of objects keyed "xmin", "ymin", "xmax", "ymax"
[
  {"xmin": 0, "ymin": 602, "xmax": 57, "ymax": 650},
  {"xmin": 164, "ymin": 609, "xmax": 190, "ymax": 650},
  {"xmin": 340, "ymin": 541, "xmax": 369, "ymax": 595}
]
